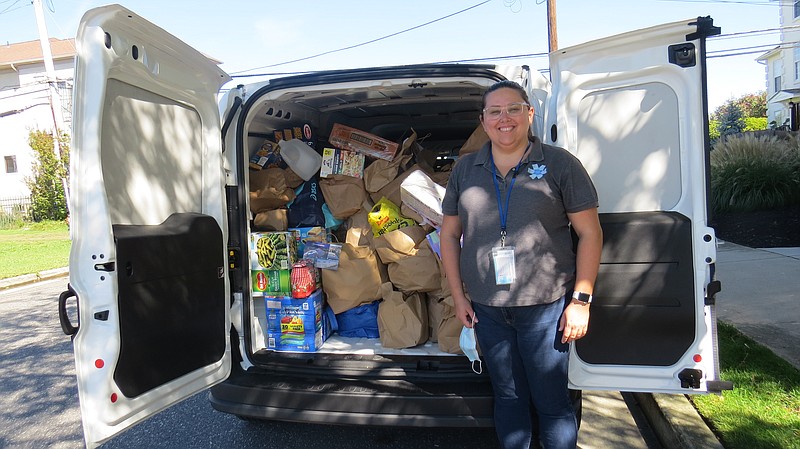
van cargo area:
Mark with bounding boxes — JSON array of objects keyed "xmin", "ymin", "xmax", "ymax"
[{"xmin": 233, "ymin": 65, "xmax": 531, "ymax": 363}]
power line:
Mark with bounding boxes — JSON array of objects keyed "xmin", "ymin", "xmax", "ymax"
[
  {"xmin": 231, "ymin": 0, "xmax": 493, "ymax": 74},
  {"xmin": 0, "ymin": 0, "xmax": 28, "ymax": 15},
  {"xmin": 655, "ymin": 0, "xmax": 780, "ymax": 6}
]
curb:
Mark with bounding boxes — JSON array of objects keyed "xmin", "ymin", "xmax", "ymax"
[
  {"xmin": 631, "ymin": 392, "xmax": 723, "ymax": 449},
  {"xmin": 0, "ymin": 267, "xmax": 69, "ymax": 290}
]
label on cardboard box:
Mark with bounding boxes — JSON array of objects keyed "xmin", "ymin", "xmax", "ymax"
[
  {"xmin": 252, "ymin": 269, "xmax": 291, "ymax": 295},
  {"xmin": 329, "ymin": 123, "xmax": 399, "ymax": 161},
  {"xmin": 250, "ymin": 231, "xmax": 299, "ymax": 271},
  {"xmin": 320, "ymin": 148, "xmax": 365, "ymax": 178}
]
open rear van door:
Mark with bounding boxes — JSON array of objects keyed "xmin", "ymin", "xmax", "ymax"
[
  {"xmin": 548, "ymin": 17, "xmax": 729, "ymax": 394},
  {"xmin": 63, "ymin": 5, "xmax": 232, "ymax": 446}
]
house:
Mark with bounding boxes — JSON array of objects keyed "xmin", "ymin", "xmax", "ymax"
[
  {"xmin": 758, "ymin": 1, "xmax": 800, "ymax": 129},
  {"xmin": 0, "ymin": 38, "xmax": 75, "ymax": 204}
]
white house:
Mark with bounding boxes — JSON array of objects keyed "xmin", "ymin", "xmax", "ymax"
[
  {"xmin": 758, "ymin": 1, "xmax": 800, "ymax": 129},
  {"xmin": 0, "ymin": 38, "xmax": 75, "ymax": 205}
]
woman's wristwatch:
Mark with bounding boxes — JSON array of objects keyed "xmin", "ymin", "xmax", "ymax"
[{"xmin": 572, "ymin": 291, "xmax": 593, "ymax": 305}]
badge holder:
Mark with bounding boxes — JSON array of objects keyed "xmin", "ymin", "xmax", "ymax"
[{"xmin": 492, "ymin": 246, "xmax": 516, "ymax": 285}]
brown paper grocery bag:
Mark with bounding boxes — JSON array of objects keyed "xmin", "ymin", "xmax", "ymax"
[
  {"xmin": 283, "ymin": 167, "xmax": 305, "ymax": 189},
  {"xmin": 369, "ymin": 164, "xmax": 429, "ymax": 208},
  {"xmin": 363, "ymin": 132, "xmax": 416, "ymax": 194},
  {"xmin": 322, "ymin": 242, "xmax": 387, "ymax": 314},
  {"xmin": 388, "ymin": 240, "xmax": 441, "ymax": 293},
  {"xmin": 373, "ymin": 225, "xmax": 428, "ymax": 264},
  {"xmin": 426, "ymin": 293, "xmax": 445, "ymax": 342},
  {"xmin": 436, "ymin": 295, "xmax": 464, "ymax": 354},
  {"xmin": 249, "ymin": 168, "xmax": 295, "ymax": 213},
  {"xmin": 253, "ymin": 209, "xmax": 288, "ymax": 231},
  {"xmin": 320, "ymin": 174, "xmax": 367, "ymax": 220},
  {"xmin": 459, "ymin": 124, "xmax": 489, "ymax": 155},
  {"xmin": 345, "ymin": 207, "xmax": 375, "ymax": 248},
  {"xmin": 377, "ymin": 283, "xmax": 429, "ymax": 349}
]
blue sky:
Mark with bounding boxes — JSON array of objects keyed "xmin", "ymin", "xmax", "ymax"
[{"xmin": 1, "ymin": 0, "xmax": 780, "ymax": 111}]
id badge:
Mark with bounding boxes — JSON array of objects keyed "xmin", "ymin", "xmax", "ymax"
[{"xmin": 491, "ymin": 246, "xmax": 516, "ymax": 285}]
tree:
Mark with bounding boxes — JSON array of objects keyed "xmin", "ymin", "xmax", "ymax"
[
  {"xmin": 25, "ymin": 129, "xmax": 70, "ymax": 221},
  {"xmin": 711, "ymin": 91, "xmax": 767, "ymax": 120},
  {"xmin": 716, "ymin": 103, "xmax": 746, "ymax": 139}
]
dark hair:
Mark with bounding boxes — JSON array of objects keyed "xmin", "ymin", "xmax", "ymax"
[{"xmin": 481, "ymin": 80, "xmax": 530, "ymax": 109}]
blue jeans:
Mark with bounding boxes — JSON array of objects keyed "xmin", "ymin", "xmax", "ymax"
[{"xmin": 473, "ymin": 298, "xmax": 577, "ymax": 449}]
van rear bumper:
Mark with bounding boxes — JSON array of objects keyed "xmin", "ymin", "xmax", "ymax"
[{"xmin": 208, "ymin": 367, "xmax": 495, "ymax": 427}]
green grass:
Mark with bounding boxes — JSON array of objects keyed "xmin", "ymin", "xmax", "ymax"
[
  {"xmin": 692, "ymin": 322, "xmax": 800, "ymax": 449},
  {"xmin": 0, "ymin": 220, "xmax": 70, "ymax": 279}
]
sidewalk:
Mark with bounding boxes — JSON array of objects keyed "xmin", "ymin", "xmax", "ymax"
[{"xmin": 714, "ymin": 241, "xmax": 800, "ymax": 370}]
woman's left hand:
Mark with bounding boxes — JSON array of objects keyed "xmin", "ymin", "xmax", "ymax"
[{"xmin": 559, "ymin": 300, "xmax": 590, "ymax": 344}]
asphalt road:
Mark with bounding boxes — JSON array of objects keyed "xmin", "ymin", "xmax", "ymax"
[{"xmin": 0, "ymin": 278, "xmax": 659, "ymax": 449}]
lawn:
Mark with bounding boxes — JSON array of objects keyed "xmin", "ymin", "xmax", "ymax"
[
  {"xmin": 0, "ymin": 221, "xmax": 70, "ymax": 279},
  {"xmin": 692, "ymin": 322, "xmax": 800, "ymax": 449}
]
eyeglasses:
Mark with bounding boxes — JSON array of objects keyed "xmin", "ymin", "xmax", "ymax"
[{"xmin": 482, "ymin": 102, "xmax": 530, "ymax": 120}]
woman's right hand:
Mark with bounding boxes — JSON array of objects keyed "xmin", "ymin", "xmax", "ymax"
[{"xmin": 454, "ymin": 294, "xmax": 477, "ymax": 328}]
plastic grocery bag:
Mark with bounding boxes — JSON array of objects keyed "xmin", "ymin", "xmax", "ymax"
[{"xmin": 367, "ymin": 197, "xmax": 415, "ymax": 237}]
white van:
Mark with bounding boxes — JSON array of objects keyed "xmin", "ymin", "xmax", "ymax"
[{"xmin": 58, "ymin": 4, "xmax": 731, "ymax": 447}]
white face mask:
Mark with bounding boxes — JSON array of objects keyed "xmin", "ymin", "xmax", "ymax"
[{"xmin": 459, "ymin": 326, "xmax": 483, "ymax": 374}]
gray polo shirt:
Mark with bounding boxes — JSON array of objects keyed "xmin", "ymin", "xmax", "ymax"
[{"xmin": 441, "ymin": 136, "xmax": 598, "ymax": 307}]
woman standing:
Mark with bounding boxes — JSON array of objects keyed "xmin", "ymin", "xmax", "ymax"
[{"xmin": 440, "ymin": 80, "xmax": 602, "ymax": 449}]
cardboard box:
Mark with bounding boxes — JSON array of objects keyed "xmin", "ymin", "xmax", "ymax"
[
  {"xmin": 250, "ymin": 231, "xmax": 299, "ymax": 271},
  {"xmin": 265, "ymin": 290, "xmax": 329, "ymax": 352},
  {"xmin": 264, "ymin": 290, "xmax": 323, "ymax": 332},
  {"xmin": 320, "ymin": 148, "xmax": 365, "ymax": 178},
  {"xmin": 328, "ymin": 123, "xmax": 399, "ymax": 161},
  {"xmin": 266, "ymin": 328, "xmax": 324, "ymax": 352},
  {"xmin": 400, "ymin": 169, "xmax": 446, "ymax": 228},
  {"xmin": 251, "ymin": 269, "xmax": 291, "ymax": 296},
  {"xmin": 290, "ymin": 226, "xmax": 328, "ymax": 258},
  {"xmin": 249, "ymin": 139, "xmax": 282, "ymax": 170}
]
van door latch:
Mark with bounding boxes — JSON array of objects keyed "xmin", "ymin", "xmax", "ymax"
[{"xmin": 94, "ymin": 262, "xmax": 115, "ymax": 272}]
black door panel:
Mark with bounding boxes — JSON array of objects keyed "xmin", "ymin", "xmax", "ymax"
[
  {"xmin": 576, "ymin": 212, "xmax": 695, "ymax": 366},
  {"xmin": 113, "ymin": 213, "xmax": 226, "ymax": 397}
]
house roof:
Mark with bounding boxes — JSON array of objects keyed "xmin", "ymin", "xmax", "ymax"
[
  {"xmin": 756, "ymin": 45, "xmax": 782, "ymax": 62},
  {"xmin": 768, "ymin": 88, "xmax": 800, "ymax": 104},
  {"xmin": 0, "ymin": 38, "xmax": 76, "ymax": 69}
]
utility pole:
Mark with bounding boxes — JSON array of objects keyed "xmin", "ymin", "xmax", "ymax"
[
  {"xmin": 547, "ymin": 0, "xmax": 558, "ymax": 53},
  {"xmin": 32, "ymin": 0, "xmax": 64, "ymax": 158}
]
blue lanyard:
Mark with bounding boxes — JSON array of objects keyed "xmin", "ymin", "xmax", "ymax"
[{"xmin": 490, "ymin": 150, "xmax": 526, "ymax": 247}]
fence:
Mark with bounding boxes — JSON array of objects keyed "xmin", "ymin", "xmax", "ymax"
[{"xmin": 0, "ymin": 196, "xmax": 32, "ymax": 226}]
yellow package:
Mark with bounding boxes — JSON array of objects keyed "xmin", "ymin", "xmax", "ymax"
[{"xmin": 368, "ymin": 197, "xmax": 415, "ymax": 237}]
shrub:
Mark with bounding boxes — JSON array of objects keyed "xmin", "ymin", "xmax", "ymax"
[
  {"xmin": 710, "ymin": 134, "xmax": 800, "ymax": 213},
  {"xmin": 709, "ymin": 119, "xmax": 720, "ymax": 142},
  {"xmin": 25, "ymin": 129, "xmax": 70, "ymax": 221},
  {"xmin": 743, "ymin": 117, "xmax": 768, "ymax": 132}
]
